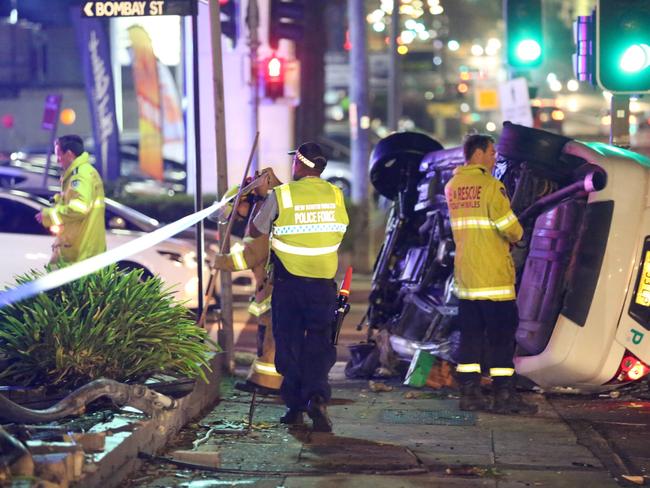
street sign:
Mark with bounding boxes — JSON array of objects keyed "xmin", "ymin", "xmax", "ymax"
[
  {"xmin": 81, "ymin": 0, "xmax": 195, "ymax": 18},
  {"xmin": 41, "ymin": 94, "xmax": 62, "ymax": 131},
  {"xmin": 499, "ymin": 77, "xmax": 533, "ymax": 127}
]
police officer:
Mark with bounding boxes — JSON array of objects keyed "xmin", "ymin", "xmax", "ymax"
[
  {"xmin": 444, "ymin": 133, "xmax": 536, "ymax": 415},
  {"xmin": 211, "ymin": 168, "xmax": 285, "ymax": 395},
  {"xmin": 248, "ymin": 142, "xmax": 348, "ymax": 432},
  {"xmin": 36, "ymin": 135, "xmax": 106, "ymax": 265}
]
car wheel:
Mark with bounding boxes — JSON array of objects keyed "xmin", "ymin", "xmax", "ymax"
[
  {"xmin": 498, "ymin": 122, "xmax": 572, "ymax": 167},
  {"xmin": 370, "ymin": 132, "xmax": 443, "ymax": 200},
  {"xmin": 116, "ymin": 261, "xmax": 154, "ymax": 282}
]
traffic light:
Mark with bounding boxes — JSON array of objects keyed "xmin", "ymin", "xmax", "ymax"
[
  {"xmin": 220, "ymin": 0, "xmax": 238, "ymax": 46},
  {"xmin": 269, "ymin": 0, "xmax": 304, "ymax": 50},
  {"xmin": 504, "ymin": 0, "xmax": 543, "ymax": 69},
  {"xmin": 263, "ymin": 55, "xmax": 284, "ymax": 100},
  {"xmin": 597, "ymin": 0, "xmax": 650, "ymax": 93}
]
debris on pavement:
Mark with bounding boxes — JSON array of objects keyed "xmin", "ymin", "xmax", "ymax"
[
  {"xmin": 368, "ymin": 380, "xmax": 393, "ymax": 392},
  {"xmin": 622, "ymin": 474, "xmax": 647, "ymax": 485}
]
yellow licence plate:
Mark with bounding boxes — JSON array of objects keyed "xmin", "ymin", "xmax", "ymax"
[{"xmin": 635, "ymin": 251, "xmax": 650, "ymax": 307}]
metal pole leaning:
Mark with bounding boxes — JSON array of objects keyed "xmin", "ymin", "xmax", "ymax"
[{"xmin": 197, "ymin": 132, "xmax": 260, "ymax": 330}]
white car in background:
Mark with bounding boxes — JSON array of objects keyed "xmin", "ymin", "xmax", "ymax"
[{"xmin": 0, "ymin": 189, "xmax": 252, "ymax": 309}]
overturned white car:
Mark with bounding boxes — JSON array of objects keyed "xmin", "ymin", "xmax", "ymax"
[{"xmin": 362, "ymin": 123, "xmax": 650, "ymax": 392}]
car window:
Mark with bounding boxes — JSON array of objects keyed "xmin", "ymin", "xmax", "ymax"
[
  {"xmin": 0, "ymin": 198, "xmax": 49, "ymax": 235},
  {"xmin": 105, "ymin": 208, "xmax": 148, "ymax": 232}
]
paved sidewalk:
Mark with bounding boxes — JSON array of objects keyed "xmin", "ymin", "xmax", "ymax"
[{"xmin": 129, "ymin": 368, "xmax": 621, "ymax": 487}]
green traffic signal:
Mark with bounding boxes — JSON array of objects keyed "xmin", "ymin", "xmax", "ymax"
[
  {"xmin": 516, "ymin": 39, "xmax": 542, "ymax": 63},
  {"xmin": 597, "ymin": 0, "xmax": 650, "ymax": 93},
  {"xmin": 505, "ymin": 0, "xmax": 544, "ymax": 69},
  {"xmin": 620, "ymin": 44, "xmax": 650, "ymax": 73}
]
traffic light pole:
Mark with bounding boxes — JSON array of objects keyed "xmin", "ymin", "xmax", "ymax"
[
  {"xmin": 610, "ymin": 95, "xmax": 631, "ymax": 148},
  {"xmin": 246, "ymin": 0, "xmax": 260, "ymax": 174},
  {"xmin": 388, "ymin": 0, "xmax": 400, "ymax": 132}
]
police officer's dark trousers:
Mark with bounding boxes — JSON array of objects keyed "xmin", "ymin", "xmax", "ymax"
[
  {"xmin": 455, "ymin": 299, "xmax": 518, "ymax": 386},
  {"xmin": 271, "ymin": 272, "xmax": 337, "ymax": 410}
]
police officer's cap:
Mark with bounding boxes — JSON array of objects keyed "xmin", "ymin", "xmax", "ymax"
[{"xmin": 288, "ymin": 142, "xmax": 327, "ymax": 169}]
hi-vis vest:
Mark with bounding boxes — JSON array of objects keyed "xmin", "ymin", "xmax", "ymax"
[
  {"xmin": 271, "ymin": 177, "xmax": 348, "ymax": 279},
  {"xmin": 444, "ymin": 164, "xmax": 523, "ymax": 301},
  {"xmin": 41, "ymin": 152, "xmax": 106, "ymax": 263}
]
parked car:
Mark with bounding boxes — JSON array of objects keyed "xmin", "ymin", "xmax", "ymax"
[
  {"xmin": 362, "ymin": 124, "xmax": 650, "ymax": 392},
  {"xmin": 0, "ymin": 189, "xmax": 253, "ymax": 308}
]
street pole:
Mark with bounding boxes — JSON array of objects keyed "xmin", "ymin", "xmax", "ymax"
[
  {"xmin": 208, "ymin": 0, "xmax": 235, "ymax": 373},
  {"xmin": 388, "ymin": 0, "xmax": 400, "ymax": 132},
  {"xmin": 610, "ymin": 94, "xmax": 631, "ymax": 148},
  {"xmin": 348, "ymin": 0, "xmax": 371, "ymax": 272},
  {"xmin": 246, "ymin": 0, "xmax": 260, "ymax": 174},
  {"xmin": 191, "ymin": 11, "xmax": 205, "ymax": 317}
]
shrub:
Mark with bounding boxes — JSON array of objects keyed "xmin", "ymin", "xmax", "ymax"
[{"xmin": 0, "ymin": 266, "xmax": 217, "ymax": 390}]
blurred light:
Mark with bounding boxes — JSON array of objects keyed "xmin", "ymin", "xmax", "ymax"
[
  {"xmin": 601, "ymin": 115, "xmax": 611, "ymax": 125},
  {"xmin": 367, "ymin": 9, "xmax": 385, "ymax": 23},
  {"xmin": 432, "ymin": 56, "xmax": 442, "ymax": 66},
  {"xmin": 60, "ymin": 108, "xmax": 76, "ymax": 126},
  {"xmin": 485, "ymin": 44, "xmax": 499, "ymax": 56},
  {"xmin": 531, "ymin": 99, "xmax": 542, "ymax": 107},
  {"xmin": 460, "ymin": 71, "xmax": 471, "ymax": 81},
  {"xmin": 9, "ymin": 9, "xmax": 17, "ymax": 24},
  {"xmin": 630, "ymin": 100, "xmax": 642, "ymax": 112},
  {"xmin": 1, "ymin": 114, "xmax": 14, "ymax": 129},
  {"xmin": 425, "ymin": 91, "xmax": 435, "ymax": 100},
  {"xmin": 486, "ymin": 121, "xmax": 497, "ymax": 131},
  {"xmin": 602, "ymin": 90, "xmax": 613, "ymax": 102},
  {"xmin": 546, "ymin": 72, "xmax": 558, "ymax": 82},
  {"xmin": 360, "ymin": 116, "xmax": 371, "ymax": 129},
  {"xmin": 460, "ymin": 103, "xmax": 470, "ymax": 112},
  {"xmin": 397, "ymin": 45, "xmax": 409, "ymax": 55},
  {"xmin": 487, "ymin": 38, "xmax": 501, "ymax": 50},
  {"xmin": 471, "ymin": 44, "xmax": 484, "ymax": 56},
  {"xmin": 330, "ymin": 106, "xmax": 345, "ymax": 121},
  {"xmin": 373, "ymin": 22, "xmax": 386, "ymax": 32},
  {"xmin": 549, "ymin": 80, "xmax": 563, "ymax": 92},
  {"xmin": 457, "ymin": 83, "xmax": 469, "ymax": 94},
  {"xmin": 50, "ymin": 225, "xmax": 61, "ymax": 235},
  {"xmin": 448, "ymin": 40, "xmax": 460, "ymax": 51},
  {"xmin": 405, "ymin": 19, "xmax": 418, "ymax": 30},
  {"xmin": 380, "ymin": 0, "xmax": 393, "ymax": 14},
  {"xmin": 430, "ymin": 5, "xmax": 443, "ymax": 14},
  {"xmin": 470, "ymin": 113, "xmax": 481, "ymax": 122},
  {"xmin": 551, "ymin": 109, "xmax": 565, "ymax": 121},
  {"xmin": 418, "ymin": 31, "xmax": 430, "ymax": 41},
  {"xmin": 539, "ymin": 113, "xmax": 550, "ymax": 122},
  {"xmin": 433, "ymin": 39, "xmax": 444, "ymax": 50},
  {"xmin": 567, "ymin": 98, "xmax": 580, "ymax": 112},
  {"xmin": 567, "ymin": 79, "xmax": 580, "ymax": 92},
  {"xmin": 401, "ymin": 30, "xmax": 416, "ymax": 44},
  {"xmin": 630, "ymin": 114, "xmax": 638, "ymax": 125}
]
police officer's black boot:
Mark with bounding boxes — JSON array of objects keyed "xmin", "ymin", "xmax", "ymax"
[
  {"xmin": 458, "ymin": 379, "xmax": 489, "ymax": 412},
  {"xmin": 280, "ymin": 408, "xmax": 304, "ymax": 425},
  {"xmin": 307, "ymin": 395, "xmax": 333, "ymax": 433},
  {"xmin": 492, "ymin": 379, "xmax": 538, "ymax": 415}
]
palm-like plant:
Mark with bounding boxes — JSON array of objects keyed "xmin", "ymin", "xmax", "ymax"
[{"xmin": 0, "ymin": 266, "xmax": 217, "ymax": 390}]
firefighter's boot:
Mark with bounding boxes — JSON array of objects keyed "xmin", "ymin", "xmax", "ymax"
[
  {"xmin": 492, "ymin": 383, "xmax": 538, "ymax": 415},
  {"xmin": 307, "ymin": 395, "xmax": 333, "ymax": 433},
  {"xmin": 458, "ymin": 380, "xmax": 489, "ymax": 412}
]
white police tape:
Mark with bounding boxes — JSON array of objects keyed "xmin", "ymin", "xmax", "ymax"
[{"xmin": 0, "ymin": 200, "xmax": 226, "ymax": 309}]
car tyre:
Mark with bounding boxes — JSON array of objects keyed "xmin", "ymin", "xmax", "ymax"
[
  {"xmin": 116, "ymin": 261, "xmax": 154, "ymax": 282},
  {"xmin": 370, "ymin": 132, "xmax": 443, "ymax": 200},
  {"xmin": 497, "ymin": 122, "xmax": 572, "ymax": 168}
]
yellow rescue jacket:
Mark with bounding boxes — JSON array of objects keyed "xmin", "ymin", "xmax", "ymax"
[
  {"xmin": 42, "ymin": 152, "xmax": 106, "ymax": 263},
  {"xmin": 444, "ymin": 164, "xmax": 523, "ymax": 301}
]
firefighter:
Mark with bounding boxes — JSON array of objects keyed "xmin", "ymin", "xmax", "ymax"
[
  {"xmin": 211, "ymin": 168, "xmax": 284, "ymax": 394},
  {"xmin": 444, "ymin": 133, "xmax": 537, "ymax": 415},
  {"xmin": 246, "ymin": 142, "xmax": 349, "ymax": 432},
  {"xmin": 35, "ymin": 135, "xmax": 106, "ymax": 265}
]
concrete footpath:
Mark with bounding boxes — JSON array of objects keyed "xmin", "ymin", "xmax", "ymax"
[{"xmin": 127, "ymin": 367, "xmax": 621, "ymax": 487}]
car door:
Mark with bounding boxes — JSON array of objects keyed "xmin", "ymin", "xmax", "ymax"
[{"xmin": 0, "ymin": 195, "xmax": 52, "ymax": 288}]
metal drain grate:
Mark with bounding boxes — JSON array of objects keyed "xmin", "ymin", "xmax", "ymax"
[{"xmin": 381, "ymin": 409, "xmax": 476, "ymax": 426}]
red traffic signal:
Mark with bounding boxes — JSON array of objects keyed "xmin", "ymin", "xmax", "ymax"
[{"xmin": 263, "ymin": 56, "xmax": 284, "ymax": 100}]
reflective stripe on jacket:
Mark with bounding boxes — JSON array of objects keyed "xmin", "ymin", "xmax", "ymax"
[
  {"xmin": 444, "ymin": 164, "xmax": 523, "ymax": 301},
  {"xmin": 271, "ymin": 177, "xmax": 348, "ymax": 279},
  {"xmin": 42, "ymin": 152, "xmax": 106, "ymax": 263}
]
